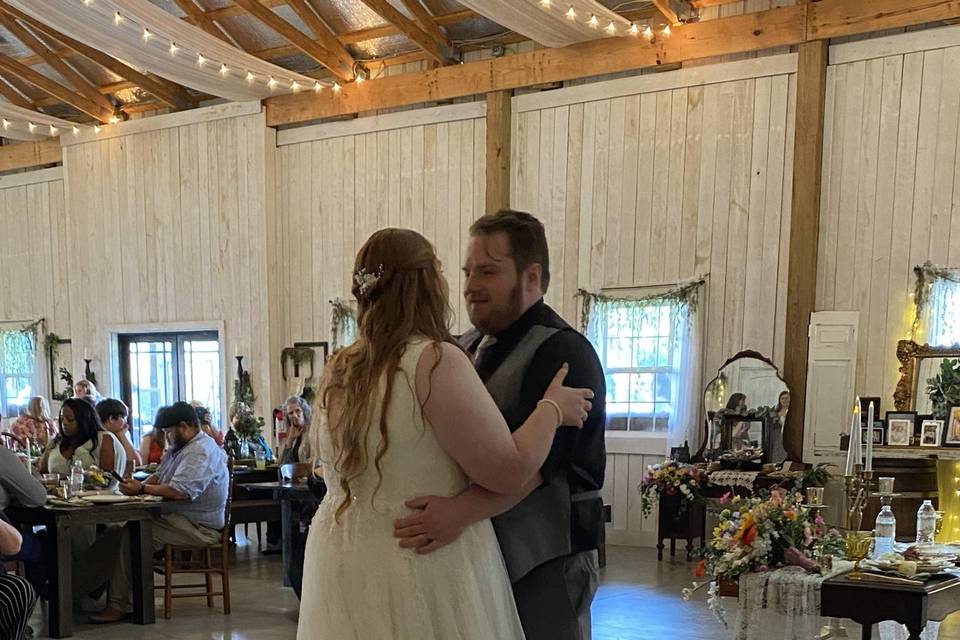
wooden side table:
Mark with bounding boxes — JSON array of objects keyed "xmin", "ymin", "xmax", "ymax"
[{"xmin": 656, "ymin": 493, "xmax": 706, "ymax": 561}]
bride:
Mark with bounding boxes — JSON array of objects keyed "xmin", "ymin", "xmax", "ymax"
[{"xmin": 297, "ymin": 228, "xmax": 593, "ymax": 640}]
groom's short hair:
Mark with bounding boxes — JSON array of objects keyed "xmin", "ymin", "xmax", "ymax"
[{"xmin": 470, "ymin": 209, "xmax": 550, "ymax": 293}]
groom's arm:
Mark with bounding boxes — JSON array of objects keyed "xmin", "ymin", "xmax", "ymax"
[{"xmin": 394, "ymin": 474, "xmax": 542, "ymax": 554}]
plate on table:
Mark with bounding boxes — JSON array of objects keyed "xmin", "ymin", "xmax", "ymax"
[{"xmin": 84, "ymin": 494, "xmax": 133, "ymax": 504}]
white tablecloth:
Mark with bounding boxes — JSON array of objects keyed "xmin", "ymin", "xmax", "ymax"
[{"xmin": 734, "ymin": 564, "xmax": 940, "ymax": 640}]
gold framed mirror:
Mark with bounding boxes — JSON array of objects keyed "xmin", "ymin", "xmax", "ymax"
[{"xmin": 894, "ymin": 339, "xmax": 960, "ymax": 412}]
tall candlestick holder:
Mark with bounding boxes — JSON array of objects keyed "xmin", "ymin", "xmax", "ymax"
[{"xmin": 844, "ymin": 464, "xmax": 873, "ymax": 532}]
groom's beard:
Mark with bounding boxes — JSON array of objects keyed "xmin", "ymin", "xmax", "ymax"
[{"xmin": 468, "ymin": 282, "xmax": 524, "ymax": 335}]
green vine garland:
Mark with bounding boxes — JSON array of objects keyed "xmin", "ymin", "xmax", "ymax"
[
  {"xmin": 577, "ymin": 279, "xmax": 706, "ymax": 334},
  {"xmin": 330, "ymin": 298, "xmax": 358, "ymax": 351},
  {"xmin": 912, "ymin": 262, "xmax": 960, "ymax": 338}
]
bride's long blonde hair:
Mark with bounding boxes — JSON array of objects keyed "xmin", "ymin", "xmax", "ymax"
[{"xmin": 317, "ymin": 228, "xmax": 457, "ymax": 520}]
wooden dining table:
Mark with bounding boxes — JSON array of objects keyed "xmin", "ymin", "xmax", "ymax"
[{"xmin": 7, "ymin": 499, "xmax": 163, "ymax": 639}]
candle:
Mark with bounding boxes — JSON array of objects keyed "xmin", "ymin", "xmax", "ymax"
[
  {"xmin": 865, "ymin": 401, "xmax": 875, "ymax": 471},
  {"xmin": 83, "ymin": 347, "xmax": 90, "ymax": 360},
  {"xmin": 845, "ymin": 398, "xmax": 861, "ymax": 476}
]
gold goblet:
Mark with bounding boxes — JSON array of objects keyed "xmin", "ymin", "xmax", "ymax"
[{"xmin": 845, "ymin": 531, "xmax": 874, "ymax": 577}]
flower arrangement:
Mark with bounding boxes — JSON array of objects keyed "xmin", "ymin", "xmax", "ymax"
[
  {"xmin": 639, "ymin": 460, "xmax": 709, "ymax": 518},
  {"xmin": 683, "ymin": 488, "xmax": 840, "ymax": 626}
]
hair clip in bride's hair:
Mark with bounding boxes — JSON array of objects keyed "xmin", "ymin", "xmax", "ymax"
[{"xmin": 354, "ymin": 264, "xmax": 384, "ymax": 297}]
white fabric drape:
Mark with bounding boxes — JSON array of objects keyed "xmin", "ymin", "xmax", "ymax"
[
  {"xmin": 0, "ymin": 102, "xmax": 84, "ymax": 141},
  {"xmin": 454, "ymin": 0, "xmax": 634, "ymax": 48},
  {"xmin": 7, "ymin": 0, "xmax": 319, "ymax": 101},
  {"xmin": 921, "ymin": 277, "xmax": 960, "ymax": 347},
  {"xmin": 670, "ymin": 300, "xmax": 702, "ymax": 452}
]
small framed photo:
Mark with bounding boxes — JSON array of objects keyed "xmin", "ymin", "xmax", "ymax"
[
  {"xmin": 886, "ymin": 412, "xmax": 917, "ymax": 447},
  {"xmin": 872, "ymin": 428, "xmax": 884, "ymax": 446},
  {"xmin": 945, "ymin": 407, "xmax": 960, "ymax": 446},
  {"xmin": 920, "ymin": 420, "xmax": 943, "ymax": 447}
]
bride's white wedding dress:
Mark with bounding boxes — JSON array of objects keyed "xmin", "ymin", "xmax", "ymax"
[{"xmin": 297, "ymin": 339, "xmax": 525, "ymax": 640}]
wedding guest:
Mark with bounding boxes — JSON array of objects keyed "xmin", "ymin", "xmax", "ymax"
[
  {"xmin": 74, "ymin": 379, "xmax": 100, "ymax": 405},
  {"xmin": 38, "ymin": 398, "xmax": 118, "ymax": 476},
  {"xmin": 0, "ymin": 445, "xmax": 47, "ymax": 596},
  {"xmin": 96, "ymin": 399, "xmax": 140, "ymax": 476},
  {"xmin": 90, "ymin": 402, "xmax": 229, "ymax": 623},
  {"xmin": 9, "ymin": 396, "xmax": 57, "ymax": 449},
  {"xmin": 278, "ymin": 396, "xmax": 312, "ymax": 464},
  {"xmin": 139, "ymin": 427, "xmax": 166, "ymax": 466},
  {"xmin": 0, "ymin": 519, "xmax": 37, "ymax": 640},
  {"xmin": 395, "ymin": 211, "xmax": 606, "ymax": 640},
  {"xmin": 193, "ymin": 405, "xmax": 224, "ymax": 446}
]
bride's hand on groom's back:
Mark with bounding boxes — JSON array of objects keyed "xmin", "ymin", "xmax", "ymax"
[
  {"xmin": 393, "ymin": 495, "xmax": 469, "ymax": 555},
  {"xmin": 543, "ymin": 363, "xmax": 594, "ymax": 428}
]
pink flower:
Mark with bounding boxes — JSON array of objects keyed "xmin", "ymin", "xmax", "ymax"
[
  {"xmin": 815, "ymin": 514, "xmax": 825, "ymax": 526},
  {"xmin": 720, "ymin": 492, "xmax": 731, "ymax": 506}
]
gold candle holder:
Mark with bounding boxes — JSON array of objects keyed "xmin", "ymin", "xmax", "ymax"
[{"xmin": 844, "ymin": 465, "xmax": 873, "ymax": 532}]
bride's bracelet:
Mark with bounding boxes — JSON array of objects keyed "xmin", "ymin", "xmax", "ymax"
[{"xmin": 537, "ymin": 399, "xmax": 563, "ymax": 427}]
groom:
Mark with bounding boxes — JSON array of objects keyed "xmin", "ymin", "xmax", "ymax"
[{"xmin": 394, "ymin": 210, "xmax": 606, "ymax": 640}]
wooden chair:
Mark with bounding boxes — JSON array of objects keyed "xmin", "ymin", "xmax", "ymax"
[{"xmin": 154, "ymin": 457, "xmax": 234, "ymax": 619}]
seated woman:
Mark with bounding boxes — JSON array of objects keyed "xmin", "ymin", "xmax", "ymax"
[
  {"xmin": 139, "ymin": 427, "xmax": 165, "ymax": 466},
  {"xmin": 38, "ymin": 398, "xmax": 118, "ymax": 477},
  {"xmin": 0, "ymin": 518, "xmax": 37, "ymax": 640},
  {"xmin": 73, "ymin": 380, "xmax": 101, "ymax": 407},
  {"xmin": 9, "ymin": 396, "xmax": 57, "ymax": 450},
  {"xmin": 193, "ymin": 405, "xmax": 224, "ymax": 446},
  {"xmin": 278, "ymin": 396, "xmax": 312, "ymax": 465},
  {"xmin": 96, "ymin": 399, "xmax": 141, "ymax": 477}
]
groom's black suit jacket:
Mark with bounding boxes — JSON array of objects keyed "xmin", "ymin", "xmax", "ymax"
[{"xmin": 461, "ymin": 299, "xmax": 606, "ymax": 583}]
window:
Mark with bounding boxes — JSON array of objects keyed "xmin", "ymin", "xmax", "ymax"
[
  {"xmin": 927, "ymin": 277, "xmax": 960, "ymax": 347},
  {"xmin": 118, "ymin": 331, "xmax": 221, "ymax": 443},
  {"xmin": 0, "ymin": 330, "xmax": 35, "ymax": 418},
  {"xmin": 589, "ymin": 301, "xmax": 683, "ymax": 432}
]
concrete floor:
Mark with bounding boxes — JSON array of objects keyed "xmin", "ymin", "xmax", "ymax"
[{"xmin": 26, "ymin": 541, "xmax": 960, "ymax": 639}]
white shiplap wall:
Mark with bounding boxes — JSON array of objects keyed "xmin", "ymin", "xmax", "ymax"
[
  {"xmin": 816, "ymin": 25, "xmax": 960, "ymax": 414},
  {"xmin": 511, "ymin": 55, "xmax": 797, "ymax": 545}
]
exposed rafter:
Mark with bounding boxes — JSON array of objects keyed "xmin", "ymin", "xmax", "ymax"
[
  {"xmin": 0, "ymin": 53, "xmax": 114, "ymax": 121},
  {"xmin": 359, "ymin": 0, "xmax": 457, "ymax": 65},
  {"xmin": 399, "ymin": 0, "xmax": 451, "ymax": 50},
  {"xmin": 285, "ymin": 0, "xmax": 359, "ymax": 78},
  {"xmin": 652, "ymin": 0, "xmax": 682, "ymax": 25},
  {"xmin": 174, "ymin": 0, "xmax": 235, "ymax": 44},
  {"xmin": 0, "ymin": 2, "xmax": 194, "ymax": 110},
  {"xmin": 233, "ymin": 0, "xmax": 356, "ymax": 81},
  {"xmin": 0, "ymin": 12, "xmax": 117, "ymax": 117},
  {"xmin": 0, "ymin": 73, "xmax": 34, "ymax": 110}
]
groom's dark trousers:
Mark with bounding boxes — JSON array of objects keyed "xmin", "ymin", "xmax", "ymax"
[{"xmin": 461, "ymin": 299, "xmax": 606, "ymax": 640}]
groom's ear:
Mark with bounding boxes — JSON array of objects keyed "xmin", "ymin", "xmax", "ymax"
[{"xmin": 522, "ymin": 263, "xmax": 543, "ymax": 293}]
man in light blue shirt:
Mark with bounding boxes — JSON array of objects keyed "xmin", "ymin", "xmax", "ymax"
[{"xmin": 90, "ymin": 402, "xmax": 229, "ymax": 623}]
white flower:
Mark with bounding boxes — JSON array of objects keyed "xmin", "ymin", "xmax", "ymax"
[{"xmin": 353, "ymin": 264, "xmax": 384, "ymax": 296}]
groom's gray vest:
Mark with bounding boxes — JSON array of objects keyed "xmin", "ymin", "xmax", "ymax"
[{"xmin": 460, "ymin": 326, "xmax": 573, "ymax": 583}]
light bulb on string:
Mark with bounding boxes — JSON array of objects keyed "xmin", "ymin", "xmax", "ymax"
[
  {"xmin": 109, "ymin": 115, "xmax": 120, "ymax": 124},
  {"xmin": 629, "ymin": 23, "xmax": 639, "ymax": 36},
  {"xmin": 197, "ymin": 53, "xmax": 205, "ymax": 67},
  {"xmin": 1, "ymin": 119, "xmax": 9, "ymax": 130},
  {"xmin": 313, "ymin": 81, "xmax": 323, "ymax": 92},
  {"xmin": 565, "ymin": 6, "xmax": 576, "ymax": 20},
  {"xmin": 142, "ymin": 28, "xmax": 151, "ymax": 42},
  {"xmin": 114, "ymin": 11, "xmax": 123, "ymax": 26},
  {"xmin": 83, "ymin": 0, "xmax": 93, "ymax": 5},
  {"xmin": 605, "ymin": 21, "xmax": 617, "ymax": 35},
  {"xmin": 355, "ymin": 74, "xmax": 365, "ymax": 84},
  {"xmin": 587, "ymin": 14, "xmax": 599, "ymax": 29},
  {"xmin": 49, "ymin": 125, "xmax": 57, "ymax": 135},
  {"xmin": 662, "ymin": 24, "xmax": 672, "ymax": 37},
  {"xmin": 290, "ymin": 80, "xmax": 300, "ymax": 92},
  {"xmin": 246, "ymin": 71, "xmax": 255, "ymax": 84},
  {"xmin": 642, "ymin": 25, "xmax": 654, "ymax": 41},
  {"xmin": 219, "ymin": 64, "xmax": 229, "ymax": 76},
  {"xmin": 332, "ymin": 82, "xmax": 342, "ymax": 93},
  {"xmin": 94, "ymin": 125, "xmax": 101, "ymax": 134},
  {"xmin": 27, "ymin": 122, "xmax": 35, "ymax": 133},
  {"xmin": 267, "ymin": 76, "xmax": 278, "ymax": 90},
  {"xmin": 169, "ymin": 42, "xmax": 178, "ymax": 55},
  {"xmin": 72, "ymin": 126, "xmax": 80, "ymax": 135},
  {"xmin": 539, "ymin": 0, "xmax": 551, "ymax": 7}
]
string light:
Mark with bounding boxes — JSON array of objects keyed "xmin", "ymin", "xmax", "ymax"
[
  {"xmin": 290, "ymin": 80, "xmax": 300, "ymax": 92},
  {"xmin": 629, "ymin": 23, "xmax": 639, "ymax": 36},
  {"xmin": 72, "ymin": 126, "xmax": 80, "ymax": 135},
  {"xmin": 94, "ymin": 125, "xmax": 102, "ymax": 134},
  {"xmin": 109, "ymin": 115, "xmax": 120, "ymax": 124},
  {"xmin": 114, "ymin": 11, "xmax": 123, "ymax": 26},
  {"xmin": 643, "ymin": 25, "xmax": 654, "ymax": 40},
  {"xmin": 587, "ymin": 14, "xmax": 599, "ymax": 29},
  {"xmin": 142, "ymin": 28, "xmax": 151, "ymax": 42},
  {"xmin": 332, "ymin": 82, "xmax": 342, "ymax": 93},
  {"xmin": 565, "ymin": 6, "xmax": 576, "ymax": 20},
  {"xmin": 662, "ymin": 24, "xmax": 672, "ymax": 37},
  {"xmin": 605, "ymin": 21, "xmax": 617, "ymax": 35},
  {"xmin": 169, "ymin": 42, "xmax": 178, "ymax": 55},
  {"xmin": 219, "ymin": 63, "xmax": 229, "ymax": 76},
  {"xmin": 355, "ymin": 74, "xmax": 365, "ymax": 84},
  {"xmin": 267, "ymin": 76, "xmax": 278, "ymax": 90},
  {"xmin": 83, "ymin": 0, "xmax": 93, "ymax": 5},
  {"xmin": 196, "ymin": 53, "xmax": 205, "ymax": 67},
  {"xmin": 313, "ymin": 81, "xmax": 323, "ymax": 92},
  {"xmin": 2, "ymin": 119, "xmax": 9, "ymax": 130},
  {"xmin": 246, "ymin": 71, "xmax": 256, "ymax": 84},
  {"xmin": 27, "ymin": 122, "xmax": 35, "ymax": 133},
  {"xmin": 539, "ymin": 0, "xmax": 551, "ymax": 6},
  {"xmin": 49, "ymin": 125, "xmax": 57, "ymax": 135}
]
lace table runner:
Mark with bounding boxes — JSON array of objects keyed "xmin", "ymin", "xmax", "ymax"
[
  {"xmin": 735, "ymin": 564, "xmax": 940, "ymax": 640},
  {"xmin": 708, "ymin": 471, "xmax": 760, "ymax": 490}
]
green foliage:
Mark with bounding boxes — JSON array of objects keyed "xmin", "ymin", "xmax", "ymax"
[
  {"xmin": 927, "ymin": 358, "xmax": 960, "ymax": 420},
  {"xmin": 53, "ymin": 367, "xmax": 74, "ymax": 402},
  {"xmin": 330, "ymin": 298, "xmax": 357, "ymax": 351},
  {"xmin": 800, "ymin": 463, "xmax": 835, "ymax": 488}
]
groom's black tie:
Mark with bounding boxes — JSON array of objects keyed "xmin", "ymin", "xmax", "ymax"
[{"xmin": 472, "ymin": 334, "xmax": 497, "ymax": 373}]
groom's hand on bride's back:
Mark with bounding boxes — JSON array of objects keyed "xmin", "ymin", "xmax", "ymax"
[{"xmin": 393, "ymin": 495, "xmax": 469, "ymax": 554}]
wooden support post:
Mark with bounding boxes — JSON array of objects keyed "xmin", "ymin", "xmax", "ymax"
[
  {"xmin": 485, "ymin": 90, "xmax": 512, "ymax": 214},
  {"xmin": 783, "ymin": 39, "xmax": 828, "ymax": 462}
]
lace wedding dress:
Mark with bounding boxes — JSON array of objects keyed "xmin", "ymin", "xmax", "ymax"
[{"xmin": 297, "ymin": 339, "xmax": 525, "ymax": 640}]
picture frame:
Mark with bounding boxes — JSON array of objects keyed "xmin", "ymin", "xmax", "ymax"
[
  {"xmin": 872, "ymin": 427, "xmax": 884, "ymax": 446},
  {"xmin": 920, "ymin": 420, "xmax": 943, "ymax": 447},
  {"xmin": 886, "ymin": 411, "xmax": 917, "ymax": 447},
  {"xmin": 945, "ymin": 407, "xmax": 960, "ymax": 446},
  {"xmin": 859, "ymin": 397, "xmax": 881, "ymax": 423}
]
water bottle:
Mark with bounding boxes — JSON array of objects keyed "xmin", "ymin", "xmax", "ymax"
[
  {"xmin": 873, "ymin": 505, "xmax": 896, "ymax": 558},
  {"xmin": 69, "ymin": 458, "xmax": 84, "ymax": 496},
  {"xmin": 916, "ymin": 500, "xmax": 938, "ymax": 544}
]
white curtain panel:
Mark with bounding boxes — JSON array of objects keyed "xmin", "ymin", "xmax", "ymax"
[
  {"xmin": 7, "ymin": 0, "xmax": 322, "ymax": 101},
  {"xmin": 0, "ymin": 101, "xmax": 85, "ymax": 140},
  {"xmin": 454, "ymin": 0, "xmax": 634, "ymax": 48}
]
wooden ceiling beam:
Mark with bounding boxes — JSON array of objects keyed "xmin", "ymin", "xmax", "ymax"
[
  {"xmin": 0, "ymin": 73, "xmax": 35, "ymax": 110},
  {"xmin": 359, "ymin": 0, "xmax": 456, "ymax": 65},
  {"xmin": 173, "ymin": 0, "xmax": 235, "ymax": 44},
  {"xmin": 233, "ymin": 0, "xmax": 356, "ymax": 81},
  {"xmin": 0, "ymin": 2, "xmax": 194, "ymax": 110},
  {"xmin": 0, "ymin": 139, "xmax": 61, "ymax": 172},
  {"xmin": 266, "ymin": 0, "xmax": 960, "ymax": 127},
  {"xmin": 339, "ymin": 9, "xmax": 475, "ymax": 45},
  {"xmin": 652, "ymin": 0, "xmax": 682, "ymax": 25},
  {"xmin": 0, "ymin": 13, "xmax": 117, "ymax": 116},
  {"xmin": 399, "ymin": 0, "xmax": 452, "ymax": 50},
  {"xmin": 285, "ymin": 0, "xmax": 359, "ymax": 76},
  {"xmin": 0, "ymin": 53, "xmax": 114, "ymax": 121},
  {"xmin": 206, "ymin": 0, "xmax": 287, "ymax": 21}
]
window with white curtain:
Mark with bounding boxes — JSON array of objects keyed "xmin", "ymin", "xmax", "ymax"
[
  {"xmin": 926, "ymin": 277, "xmax": 960, "ymax": 347},
  {"xmin": 0, "ymin": 330, "xmax": 36, "ymax": 418}
]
